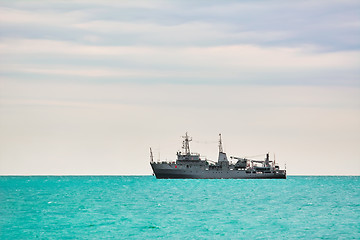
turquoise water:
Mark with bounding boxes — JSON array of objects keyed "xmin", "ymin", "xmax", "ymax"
[{"xmin": 1, "ymin": 176, "xmax": 359, "ymax": 239}]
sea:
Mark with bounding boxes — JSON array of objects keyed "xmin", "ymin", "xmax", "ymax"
[{"xmin": 0, "ymin": 176, "xmax": 359, "ymax": 239}]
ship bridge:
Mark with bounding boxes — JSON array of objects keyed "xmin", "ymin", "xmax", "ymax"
[{"xmin": 176, "ymin": 152, "xmax": 201, "ymax": 161}]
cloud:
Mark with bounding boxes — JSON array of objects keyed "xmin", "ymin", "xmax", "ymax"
[
  {"xmin": 2, "ymin": 38, "xmax": 357, "ymax": 67},
  {"xmin": 1, "ymin": 0, "xmax": 359, "ymax": 50},
  {"xmin": 1, "ymin": 79, "xmax": 359, "ymax": 110},
  {"xmin": 0, "ymin": 7, "xmax": 85, "ymax": 25},
  {"xmin": 2, "ymin": 64, "xmax": 166, "ymax": 78},
  {"xmin": 1, "ymin": 39, "xmax": 359, "ymax": 86}
]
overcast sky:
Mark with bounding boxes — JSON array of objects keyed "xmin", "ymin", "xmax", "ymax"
[{"xmin": 0, "ymin": 0, "xmax": 359, "ymax": 175}]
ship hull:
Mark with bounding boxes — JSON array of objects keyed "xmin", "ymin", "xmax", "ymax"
[
  {"xmin": 151, "ymin": 164, "xmax": 286, "ymax": 179},
  {"xmin": 149, "ymin": 133, "xmax": 286, "ymax": 179}
]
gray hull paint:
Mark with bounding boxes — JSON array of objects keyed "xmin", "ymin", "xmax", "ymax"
[{"xmin": 151, "ymin": 165, "xmax": 286, "ymax": 179}]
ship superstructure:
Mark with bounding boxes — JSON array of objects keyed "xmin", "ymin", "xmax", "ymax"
[{"xmin": 150, "ymin": 133, "xmax": 286, "ymax": 179}]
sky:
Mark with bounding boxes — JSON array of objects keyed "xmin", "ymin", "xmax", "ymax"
[{"xmin": 0, "ymin": 0, "xmax": 359, "ymax": 175}]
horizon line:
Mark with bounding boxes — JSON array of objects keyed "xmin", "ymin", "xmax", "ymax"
[{"xmin": 0, "ymin": 174, "xmax": 359, "ymax": 177}]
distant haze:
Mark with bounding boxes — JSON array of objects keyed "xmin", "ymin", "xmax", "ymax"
[{"xmin": 0, "ymin": 0, "xmax": 359, "ymax": 175}]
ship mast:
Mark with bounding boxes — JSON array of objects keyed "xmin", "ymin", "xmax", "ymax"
[
  {"xmin": 149, "ymin": 147, "xmax": 154, "ymax": 163},
  {"xmin": 182, "ymin": 132, "xmax": 192, "ymax": 155},
  {"xmin": 218, "ymin": 133, "xmax": 228, "ymax": 163},
  {"xmin": 219, "ymin": 133, "xmax": 223, "ymax": 153}
]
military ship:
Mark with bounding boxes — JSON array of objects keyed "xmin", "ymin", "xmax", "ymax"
[{"xmin": 150, "ymin": 133, "xmax": 286, "ymax": 179}]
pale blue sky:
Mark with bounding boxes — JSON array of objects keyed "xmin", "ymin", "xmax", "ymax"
[{"xmin": 0, "ymin": 0, "xmax": 359, "ymax": 175}]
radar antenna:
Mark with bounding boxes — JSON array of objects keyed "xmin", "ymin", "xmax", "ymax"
[{"xmin": 182, "ymin": 132, "xmax": 192, "ymax": 155}]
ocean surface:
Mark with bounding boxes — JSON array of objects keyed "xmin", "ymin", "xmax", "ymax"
[{"xmin": 0, "ymin": 176, "xmax": 359, "ymax": 239}]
